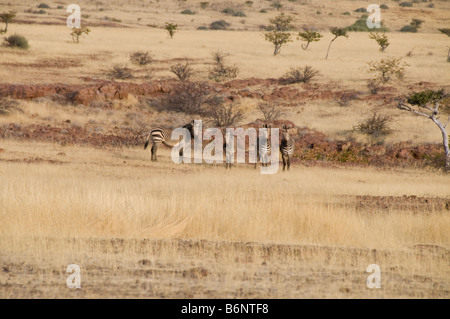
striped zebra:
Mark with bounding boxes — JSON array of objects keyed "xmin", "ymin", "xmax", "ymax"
[
  {"xmin": 144, "ymin": 120, "xmax": 195, "ymax": 162},
  {"xmin": 223, "ymin": 128, "xmax": 234, "ymax": 169},
  {"xmin": 280, "ymin": 124, "xmax": 295, "ymax": 171},
  {"xmin": 255, "ymin": 123, "xmax": 271, "ymax": 168}
]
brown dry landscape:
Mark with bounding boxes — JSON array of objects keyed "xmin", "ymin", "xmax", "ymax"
[{"xmin": 0, "ymin": 0, "xmax": 449, "ymax": 300}]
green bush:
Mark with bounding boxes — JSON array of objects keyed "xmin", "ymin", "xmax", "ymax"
[
  {"xmin": 4, "ymin": 34, "xmax": 29, "ymax": 49},
  {"xmin": 399, "ymin": 2, "xmax": 413, "ymax": 7},
  {"xmin": 355, "ymin": 8, "xmax": 366, "ymax": 12},
  {"xmin": 232, "ymin": 11, "xmax": 246, "ymax": 17},
  {"xmin": 37, "ymin": 3, "xmax": 50, "ymax": 9},
  {"xmin": 345, "ymin": 14, "xmax": 389, "ymax": 32},
  {"xmin": 180, "ymin": 9, "xmax": 195, "ymax": 15},
  {"xmin": 210, "ymin": 20, "xmax": 230, "ymax": 30},
  {"xmin": 380, "ymin": 4, "xmax": 389, "ymax": 9},
  {"xmin": 400, "ymin": 25, "xmax": 417, "ymax": 32}
]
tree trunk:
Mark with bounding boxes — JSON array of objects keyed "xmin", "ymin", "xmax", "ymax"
[
  {"xmin": 431, "ymin": 116, "xmax": 450, "ymax": 172},
  {"xmin": 325, "ymin": 36, "xmax": 337, "ymax": 59}
]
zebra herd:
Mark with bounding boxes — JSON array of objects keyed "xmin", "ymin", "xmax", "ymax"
[{"xmin": 143, "ymin": 121, "xmax": 295, "ymax": 171}]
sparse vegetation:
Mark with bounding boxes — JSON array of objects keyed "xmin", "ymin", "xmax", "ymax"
[
  {"xmin": 37, "ymin": 3, "xmax": 50, "ymax": 9},
  {"xmin": 180, "ymin": 9, "xmax": 196, "ymax": 15},
  {"xmin": 281, "ymin": 66, "xmax": 320, "ymax": 84},
  {"xmin": 257, "ymin": 102, "xmax": 286, "ymax": 122},
  {"xmin": 367, "ymin": 57, "xmax": 408, "ymax": 83},
  {"xmin": 354, "ymin": 111, "xmax": 394, "ymax": 142},
  {"xmin": 438, "ymin": 28, "xmax": 450, "ymax": 62},
  {"xmin": 130, "ymin": 51, "xmax": 152, "ymax": 66},
  {"xmin": 400, "ymin": 19, "xmax": 424, "ymax": 33},
  {"xmin": 3, "ymin": 34, "xmax": 29, "ymax": 49},
  {"xmin": 208, "ymin": 50, "xmax": 239, "ymax": 82},
  {"xmin": 204, "ymin": 97, "xmax": 245, "ymax": 127},
  {"xmin": 107, "ymin": 65, "xmax": 133, "ymax": 80},
  {"xmin": 345, "ymin": 14, "xmax": 389, "ymax": 32},
  {"xmin": 399, "ymin": 2, "xmax": 413, "ymax": 7},
  {"xmin": 209, "ymin": 20, "xmax": 230, "ymax": 30},
  {"xmin": 170, "ymin": 61, "xmax": 195, "ymax": 81},
  {"xmin": 158, "ymin": 81, "xmax": 211, "ymax": 115}
]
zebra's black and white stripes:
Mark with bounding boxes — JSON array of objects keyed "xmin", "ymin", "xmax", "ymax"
[
  {"xmin": 280, "ymin": 124, "xmax": 295, "ymax": 171},
  {"xmin": 255, "ymin": 123, "xmax": 271, "ymax": 168},
  {"xmin": 144, "ymin": 121, "xmax": 195, "ymax": 162}
]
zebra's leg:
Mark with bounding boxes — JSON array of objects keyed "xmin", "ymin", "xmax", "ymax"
[
  {"xmin": 282, "ymin": 154, "xmax": 287, "ymax": 171},
  {"xmin": 151, "ymin": 145, "xmax": 157, "ymax": 162},
  {"xmin": 287, "ymin": 156, "xmax": 291, "ymax": 170}
]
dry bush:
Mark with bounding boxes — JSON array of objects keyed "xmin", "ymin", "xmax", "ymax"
[
  {"xmin": 354, "ymin": 111, "xmax": 394, "ymax": 141},
  {"xmin": 107, "ymin": 65, "xmax": 133, "ymax": 80},
  {"xmin": 257, "ymin": 102, "xmax": 285, "ymax": 122},
  {"xmin": 130, "ymin": 51, "xmax": 152, "ymax": 66},
  {"xmin": 204, "ymin": 96, "xmax": 245, "ymax": 127},
  {"xmin": 158, "ymin": 81, "xmax": 212, "ymax": 115},
  {"xmin": 170, "ymin": 61, "xmax": 195, "ymax": 81},
  {"xmin": 0, "ymin": 99, "xmax": 21, "ymax": 115},
  {"xmin": 281, "ymin": 66, "xmax": 320, "ymax": 84},
  {"xmin": 208, "ymin": 51, "xmax": 238, "ymax": 82}
]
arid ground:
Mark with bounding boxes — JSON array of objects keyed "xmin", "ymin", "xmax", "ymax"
[{"xmin": 0, "ymin": 0, "xmax": 449, "ymax": 299}]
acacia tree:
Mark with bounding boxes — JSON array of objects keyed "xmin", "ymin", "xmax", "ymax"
[
  {"xmin": 369, "ymin": 32, "xmax": 389, "ymax": 52},
  {"xmin": 165, "ymin": 22, "xmax": 177, "ymax": 38},
  {"xmin": 264, "ymin": 13, "xmax": 294, "ymax": 55},
  {"xmin": 71, "ymin": 26, "xmax": 90, "ymax": 43},
  {"xmin": 397, "ymin": 90, "xmax": 450, "ymax": 171},
  {"xmin": 325, "ymin": 27, "xmax": 348, "ymax": 59},
  {"xmin": 0, "ymin": 11, "xmax": 16, "ymax": 34},
  {"xmin": 298, "ymin": 28, "xmax": 322, "ymax": 50}
]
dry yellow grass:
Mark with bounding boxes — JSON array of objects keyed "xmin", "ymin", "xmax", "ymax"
[{"xmin": 0, "ymin": 141, "xmax": 449, "ymax": 298}]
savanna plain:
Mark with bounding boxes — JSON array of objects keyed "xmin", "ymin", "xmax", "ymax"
[{"xmin": 0, "ymin": 0, "xmax": 449, "ymax": 299}]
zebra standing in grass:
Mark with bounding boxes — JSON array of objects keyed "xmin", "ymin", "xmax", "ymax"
[
  {"xmin": 280, "ymin": 124, "xmax": 295, "ymax": 171},
  {"xmin": 144, "ymin": 120, "xmax": 195, "ymax": 162},
  {"xmin": 255, "ymin": 123, "xmax": 271, "ymax": 168}
]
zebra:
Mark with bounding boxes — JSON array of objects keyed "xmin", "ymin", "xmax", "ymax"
[
  {"xmin": 223, "ymin": 128, "xmax": 234, "ymax": 169},
  {"xmin": 280, "ymin": 124, "xmax": 295, "ymax": 171},
  {"xmin": 255, "ymin": 123, "xmax": 271, "ymax": 168},
  {"xmin": 144, "ymin": 120, "xmax": 195, "ymax": 162}
]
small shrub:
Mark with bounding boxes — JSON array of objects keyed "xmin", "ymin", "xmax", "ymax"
[
  {"xmin": 355, "ymin": 8, "xmax": 366, "ymax": 12},
  {"xmin": 209, "ymin": 20, "xmax": 230, "ymax": 30},
  {"xmin": 400, "ymin": 25, "xmax": 417, "ymax": 32},
  {"xmin": 257, "ymin": 102, "xmax": 285, "ymax": 122},
  {"xmin": 298, "ymin": 28, "xmax": 323, "ymax": 50},
  {"xmin": 354, "ymin": 112, "xmax": 394, "ymax": 140},
  {"xmin": 271, "ymin": 2, "xmax": 283, "ymax": 10},
  {"xmin": 130, "ymin": 51, "xmax": 152, "ymax": 66},
  {"xmin": 369, "ymin": 32, "xmax": 389, "ymax": 52},
  {"xmin": 345, "ymin": 14, "xmax": 389, "ymax": 32},
  {"xmin": 245, "ymin": 1, "xmax": 253, "ymax": 7},
  {"xmin": 367, "ymin": 57, "xmax": 408, "ymax": 83},
  {"xmin": 165, "ymin": 22, "xmax": 178, "ymax": 38},
  {"xmin": 37, "ymin": 3, "xmax": 50, "ymax": 9},
  {"xmin": 0, "ymin": 99, "xmax": 21, "ymax": 116},
  {"xmin": 197, "ymin": 26, "xmax": 208, "ymax": 30},
  {"xmin": 4, "ymin": 34, "xmax": 29, "ymax": 49},
  {"xmin": 380, "ymin": 4, "xmax": 389, "ymax": 9},
  {"xmin": 205, "ymin": 99, "xmax": 245, "ymax": 127},
  {"xmin": 158, "ymin": 81, "xmax": 211, "ymax": 115},
  {"xmin": 232, "ymin": 11, "xmax": 246, "ymax": 17},
  {"xmin": 35, "ymin": 9, "xmax": 46, "ymax": 14},
  {"xmin": 180, "ymin": 9, "xmax": 195, "ymax": 15},
  {"xmin": 200, "ymin": 2, "xmax": 209, "ymax": 9},
  {"xmin": 260, "ymin": 9, "xmax": 267, "ymax": 13},
  {"xmin": 399, "ymin": 2, "xmax": 413, "ymax": 7},
  {"xmin": 108, "ymin": 65, "xmax": 133, "ymax": 80},
  {"xmin": 343, "ymin": 12, "xmax": 351, "ymax": 16},
  {"xmin": 170, "ymin": 61, "xmax": 195, "ymax": 81},
  {"xmin": 281, "ymin": 66, "xmax": 320, "ymax": 84},
  {"xmin": 208, "ymin": 50, "xmax": 239, "ymax": 82},
  {"xmin": 221, "ymin": 8, "xmax": 235, "ymax": 15}
]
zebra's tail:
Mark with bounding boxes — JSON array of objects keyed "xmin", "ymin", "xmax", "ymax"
[
  {"xmin": 144, "ymin": 133, "xmax": 151, "ymax": 150},
  {"xmin": 162, "ymin": 140, "xmax": 175, "ymax": 148}
]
